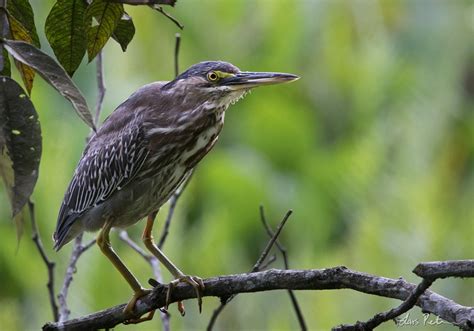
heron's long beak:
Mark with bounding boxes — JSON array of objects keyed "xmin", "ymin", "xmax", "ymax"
[{"xmin": 221, "ymin": 71, "xmax": 299, "ymax": 90}]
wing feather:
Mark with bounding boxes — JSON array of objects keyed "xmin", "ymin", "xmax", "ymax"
[{"xmin": 54, "ymin": 124, "xmax": 149, "ymax": 249}]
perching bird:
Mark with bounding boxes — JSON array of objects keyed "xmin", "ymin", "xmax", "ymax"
[{"xmin": 54, "ymin": 61, "xmax": 298, "ymax": 320}]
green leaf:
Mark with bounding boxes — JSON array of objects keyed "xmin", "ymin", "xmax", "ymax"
[
  {"xmin": 0, "ymin": 76, "xmax": 42, "ymax": 217},
  {"xmin": 7, "ymin": 13, "xmax": 36, "ymax": 94},
  {"xmin": 7, "ymin": 0, "xmax": 40, "ymax": 47},
  {"xmin": 3, "ymin": 39, "xmax": 96, "ymax": 130},
  {"xmin": 85, "ymin": 0, "xmax": 124, "ymax": 61},
  {"xmin": 0, "ymin": 48, "xmax": 11, "ymax": 77},
  {"xmin": 112, "ymin": 12, "xmax": 135, "ymax": 52},
  {"xmin": 45, "ymin": 0, "xmax": 88, "ymax": 76}
]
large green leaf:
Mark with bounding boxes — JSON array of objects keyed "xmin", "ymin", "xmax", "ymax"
[
  {"xmin": 3, "ymin": 39, "xmax": 96, "ymax": 130},
  {"xmin": 0, "ymin": 76, "xmax": 41, "ymax": 217},
  {"xmin": 7, "ymin": 13, "xmax": 35, "ymax": 94},
  {"xmin": 85, "ymin": 0, "xmax": 123, "ymax": 61},
  {"xmin": 7, "ymin": 0, "xmax": 40, "ymax": 47},
  {"xmin": 45, "ymin": 0, "xmax": 87, "ymax": 76},
  {"xmin": 112, "ymin": 12, "xmax": 135, "ymax": 52}
]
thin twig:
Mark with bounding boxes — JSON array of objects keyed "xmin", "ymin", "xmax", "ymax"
[
  {"xmin": 119, "ymin": 230, "xmax": 150, "ymax": 261},
  {"xmin": 158, "ymin": 170, "xmax": 193, "ymax": 249},
  {"xmin": 259, "ymin": 206, "xmax": 289, "ymax": 268},
  {"xmin": 207, "ymin": 210, "xmax": 293, "ymax": 331},
  {"xmin": 252, "ymin": 210, "xmax": 293, "ymax": 272},
  {"xmin": 43, "ymin": 266, "xmax": 474, "ymax": 331},
  {"xmin": 57, "ymin": 234, "xmax": 95, "ymax": 322},
  {"xmin": 259, "ymin": 206, "xmax": 307, "ymax": 331},
  {"xmin": 119, "ymin": 230, "xmax": 170, "ymax": 331},
  {"xmin": 94, "ymin": 51, "xmax": 106, "ymax": 127},
  {"xmin": 82, "ymin": 238, "xmax": 97, "ymax": 251},
  {"xmin": 28, "ymin": 201, "xmax": 59, "ymax": 321},
  {"xmin": 152, "ymin": 5, "xmax": 184, "ymax": 30},
  {"xmin": 118, "ymin": 230, "xmax": 167, "ymax": 287},
  {"xmin": 174, "ymin": 33, "xmax": 181, "ymax": 77},
  {"xmin": 258, "ymin": 254, "xmax": 277, "ymax": 270}
]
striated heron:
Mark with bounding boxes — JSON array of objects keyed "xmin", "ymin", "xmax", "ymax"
[{"xmin": 54, "ymin": 61, "xmax": 299, "ymax": 320}]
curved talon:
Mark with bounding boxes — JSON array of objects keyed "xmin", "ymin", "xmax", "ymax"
[
  {"xmin": 191, "ymin": 276, "xmax": 205, "ymax": 312},
  {"xmin": 123, "ymin": 288, "xmax": 154, "ymax": 324},
  {"xmin": 165, "ymin": 275, "xmax": 205, "ymax": 315},
  {"xmin": 178, "ymin": 301, "xmax": 186, "ymax": 316},
  {"xmin": 124, "ymin": 310, "xmax": 155, "ymax": 324}
]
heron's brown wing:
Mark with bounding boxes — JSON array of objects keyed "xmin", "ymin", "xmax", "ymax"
[{"xmin": 54, "ymin": 124, "xmax": 149, "ymax": 249}]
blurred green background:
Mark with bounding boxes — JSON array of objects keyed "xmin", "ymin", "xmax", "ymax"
[{"xmin": 1, "ymin": 0, "xmax": 473, "ymax": 330}]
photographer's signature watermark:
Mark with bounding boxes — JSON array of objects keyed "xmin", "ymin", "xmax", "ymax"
[{"xmin": 395, "ymin": 313, "xmax": 446, "ymax": 327}]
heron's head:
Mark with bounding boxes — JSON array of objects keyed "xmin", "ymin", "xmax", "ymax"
[{"xmin": 163, "ymin": 61, "xmax": 299, "ymax": 109}]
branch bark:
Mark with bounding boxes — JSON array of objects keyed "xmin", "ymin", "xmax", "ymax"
[
  {"xmin": 42, "ymin": 266, "xmax": 474, "ymax": 331},
  {"xmin": 334, "ymin": 260, "xmax": 474, "ymax": 331},
  {"xmin": 333, "ymin": 278, "xmax": 434, "ymax": 331},
  {"xmin": 413, "ymin": 260, "xmax": 474, "ymax": 279}
]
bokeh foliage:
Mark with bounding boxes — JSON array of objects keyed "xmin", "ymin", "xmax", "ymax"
[{"xmin": 0, "ymin": 0, "xmax": 473, "ymax": 330}]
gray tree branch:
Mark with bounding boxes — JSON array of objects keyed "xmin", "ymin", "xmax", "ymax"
[
  {"xmin": 334, "ymin": 259, "xmax": 474, "ymax": 331},
  {"xmin": 333, "ymin": 278, "xmax": 434, "ymax": 331},
  {"xmin": 42, "ymin": 264, "xmax": 474, "ymax": 331},
  {"xmin": 413, "ymin": 260, "xmax": 474, "ymax": 279}
]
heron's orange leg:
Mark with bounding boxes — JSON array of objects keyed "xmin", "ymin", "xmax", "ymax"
[
  {"xmin": 97, "ymin": 219, "xmax": 154, "ymax": 322},
  {"xmin": 142, "ymin": 213, "xmax": 204, "ymax": 315}
]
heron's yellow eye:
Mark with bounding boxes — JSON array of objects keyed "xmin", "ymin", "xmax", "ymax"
[{"xmin": 207, "ymin": 71, "xmax": 219, "ymax": 82}]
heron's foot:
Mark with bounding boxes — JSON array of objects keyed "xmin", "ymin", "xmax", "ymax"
[
  {"xmin": 123, "ymin": 288, "xmax": 154, "ymax": 324},
  {"xmin": 166, "ymin": 275, "xmax": 204, "ymax": 315},
  {"xmin": 123, "ymin": 310, "xmax": 155, "ymax": 325}
]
